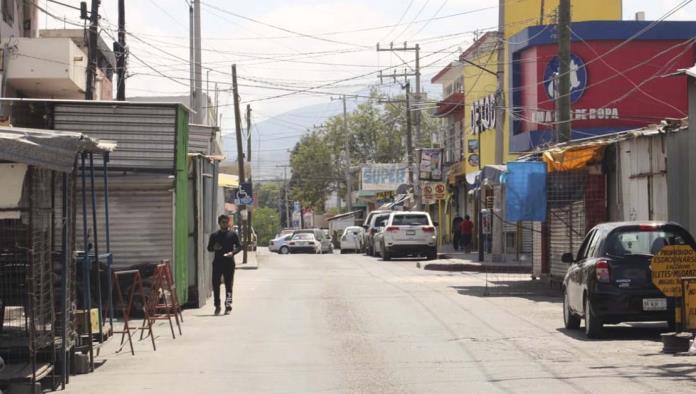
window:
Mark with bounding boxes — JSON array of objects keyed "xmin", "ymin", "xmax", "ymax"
[
  {"xmin": 575, "ymin": 230, "xmax": 596, "ymax": 261},
  {"xmin": 392, "ymin": 215, "xmax": 429, "ymax": 226},
  {"xmin": 374, "ymin": 215, "xmax": 390, "ymax": 228},
  {"xmin": 293, "ymin": 234, "xmax": 314, "ymax": 241},
  {"xmin": 587, "ymin": 230, "xmax": 603, "ymax": 258},
  {"xmin": 2, "ymin": 0, "xmax": 14, "ymax": 26},
  {"xmin": 605, "ymin": 229, "xmax": 688, "ymax": 257}
]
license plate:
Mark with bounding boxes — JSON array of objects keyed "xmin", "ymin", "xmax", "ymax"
[
  {"xmin": 643, "ymin": 298, "xmax": 667, "ymax": 311},
  {"xmin": 406, "ymin": 230, "xmax": 416, "ymax": 236}
]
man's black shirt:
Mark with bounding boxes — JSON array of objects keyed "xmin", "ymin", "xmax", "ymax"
[{"xmin": 207, "ymin": 229, "xmax": 241, "ymax": 264}]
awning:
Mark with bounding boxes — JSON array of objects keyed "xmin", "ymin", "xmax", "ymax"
[
  {"xmin": 0, "ymin": 126, "xmax": 115, "ymax": 173},
  {"xmin": 543, "ymin": 145, "xmax": 605, "ymax": 172},
  {"xmin": 218, "ymin": 173, "xmax": 239, "ymax": 188}
]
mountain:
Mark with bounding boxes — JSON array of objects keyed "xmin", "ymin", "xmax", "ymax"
[{"xmin": 223, "ymin": 81, "xmax": 442, "ymax": 180}]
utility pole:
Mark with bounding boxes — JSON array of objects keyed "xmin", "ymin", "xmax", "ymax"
[
  {"xmin": 377, "ymin": 42, "xmax": 422, "ymax": 144},
  {"xmin": 85, "ymin": 0, "xmax": 99, "ymax": 100},
  {"xmin": 189, "ymin": 5, "xmax": 194, "ymax": 109},
  {"xmin": 342, "ymin": 96, "xmax": 352, "ymax": 211},
  {"xmin": 378, "ymin": 70, "xmax": 418, "ymax": 208},
  {"xmin": 114, "ymin": 0, "xmax": 126, "ymax": 100},
  {"xmin": 193, "ymin": 0, "xmax": 203, "ymax": 124},
  {"xmin": 231, "ymin": 64, "xmax": 247, "ymax": 264},
  {"xmin": 276, "ymin": 165, "xmax": 291, "ymax": 228},
  {"xmin": 557, "ymin": 0, "xmax": 572, "ymax": 142},
  {"xmin": 491, "ymin": 0, "xmax": 506, "ymax": 261},
  {"xmin": 245, "ymin": 104, "xmax": 253, "ymax": 263},
  {"xmin": 331, "ymin": 95, "xmax": 356, "ymax": 211}
]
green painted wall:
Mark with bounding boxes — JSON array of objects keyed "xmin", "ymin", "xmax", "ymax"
[{"xmin": 175, "ymin": 106, "xmax": 190, "ymax": 303}]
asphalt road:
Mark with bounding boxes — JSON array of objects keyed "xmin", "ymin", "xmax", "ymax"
[{"xmin": 64, "ymin": 249, "xmax": 696, "ymax": 393}]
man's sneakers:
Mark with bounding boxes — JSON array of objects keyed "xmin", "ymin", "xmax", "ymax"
[
  {"xmin": 214, "ymin": 306, "xmax": 221, "ymax": 315},
  {"xmin": 224, "ymin": 293, "xmax": 232, "ymax": 314}
]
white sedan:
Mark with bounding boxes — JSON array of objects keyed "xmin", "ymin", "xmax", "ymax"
[
  {"xmin": 269, "ymin": 234, "xmax": 293, "ymax": 254},
  {"xmin": 340, "ymin": 226, "xmax": 365, "ymax": 254}
]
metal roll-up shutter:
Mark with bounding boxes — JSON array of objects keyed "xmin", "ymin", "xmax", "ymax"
[
  {"xmin": 76, "ymin": 175, "xmax": 174, "ymax": 269},
  {"xmin": 532, "ymin": 222, "xmax": 543, "ymax": 278},
  {"xmin": 549, "ymin": 201, "xmax": 586, "ymax": 280},
  {"xmin": 521, "ymin": 221, "xmax": 533, "ymax": 254},
  {"xmin": 53, "ymin": 104, "xmax": 178, "ymax": 171}
]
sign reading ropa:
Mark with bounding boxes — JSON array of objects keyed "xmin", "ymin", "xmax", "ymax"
[
  {"xmin": 651, "ymin": 245, "xmax": 696, "ymax": 297},
  {"xmin": 361, "ymin": 164, "xmax": 409, "ymax": 191}
]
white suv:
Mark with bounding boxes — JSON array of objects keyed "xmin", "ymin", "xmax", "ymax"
[{"xmin": 380, "ymin": 211, "xmax": 437, "ymax": 261}]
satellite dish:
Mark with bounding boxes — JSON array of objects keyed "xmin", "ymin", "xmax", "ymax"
[{"xmin": 396, "ymin": 184, "xmax": 412, "ymax": 195}]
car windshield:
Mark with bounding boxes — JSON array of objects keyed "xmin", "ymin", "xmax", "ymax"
[
  {"xmin": 374, "ymin": 215, "xmax": 390, "ymax": 227},
  {"xmin": 605, "ymin": 229, "xmax": 688, "ymax": 257},
  {"xmin": 293, "ymin": 234, "xmax": 315, "ymax": 241},
  {"xmin": 392, "ymin": 214, "xmax": 429, "ymax": 226}
]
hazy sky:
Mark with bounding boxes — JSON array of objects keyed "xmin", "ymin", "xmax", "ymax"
[{"xmin": 38, "ymin": 1, "xmax": 696, "ymax": 124}]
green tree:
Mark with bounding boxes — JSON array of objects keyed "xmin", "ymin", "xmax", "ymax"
[
  {"xmin": 253, "ymin": 207, "xmax": 281, "ymax": 245},
  {"xmin": 256, "ymin": 182, "xmax": 282, "ymax": 209},
  {"xmin": 288, "ymin": 89, "xmax": 439, "ymax": 212}
]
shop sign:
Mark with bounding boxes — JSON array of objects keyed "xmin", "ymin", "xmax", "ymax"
[
  {"xmin": 419, "ymin": 148, "xmax": 444, "ymax": 181},
  {"xmin": 532, "ymin": 108, "xmax": 619, "ymax": 123},
  {"xmin": 361, "ymin": 164, "xmax": 409, "ymax": 191},
  {"xmin": 651, "ymin": 245, "xmax": 696, "ymax": 297},
  {"xmin": 470, "ymin": 94, "xmax": 496, "ymax": 134},
  {"xmin": 543, "ymin": 53, "xmax": 588, "ymax": 103},
  {"xmin": 682, "ymin": 277, "xmax": 696, "ymax": 330}
]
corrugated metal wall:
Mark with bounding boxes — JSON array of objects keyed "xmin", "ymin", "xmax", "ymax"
[
  {"xmin": 667, "ymin": 131, "xmax": 690, "ymax": 229},
  {"xmin": 189, "ymin": 124, "xmax": 216, "ymax": 155},
  {"xmin": 53, "ymin": 104, "xmax": 178, "ymax": 171},
  {"xmin": 548, "ymin": 201, "xmax": 586, "ymax": 279},
  {"xmin": 618, "ymin": 136, "xmax": 667, "ymax": 221}
]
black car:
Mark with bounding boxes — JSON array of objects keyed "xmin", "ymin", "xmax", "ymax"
[{"xmin": 562, "ymin": 222, "xmax": 696, "ymax": 338}]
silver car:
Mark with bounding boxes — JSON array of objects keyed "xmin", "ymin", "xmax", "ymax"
[{"xmin": 269, "ymin": 234, "xmax": 293, "ymax": 254}]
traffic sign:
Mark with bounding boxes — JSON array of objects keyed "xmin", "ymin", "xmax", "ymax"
[
  {"xmin": 651, "ymin": 245, "xmax": 696, "ymax": 297},
  {"xmin": 234, "ymin": 182, "xmax": 254, "ymax": 205}
]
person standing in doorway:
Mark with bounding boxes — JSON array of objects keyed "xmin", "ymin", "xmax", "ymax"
[
  {"xmin": 452, "ymin": 215, "xmax": 463, "ymax": 251},
  {"xmin": 460, "ymin": 215, "xmax": 474, "ymax": 253},
  {"xmin": 207, "ymin": 214, "xmax": 242, "ymax": 315}
]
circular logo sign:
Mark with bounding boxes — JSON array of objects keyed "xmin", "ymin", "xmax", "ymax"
[
  {"xmin": 543, "ymin": 53, "xmax": 587, "ymax": 104},
  {"xmin": 435, "ymin": 184, "xmax": 446, "ymax": 194}
]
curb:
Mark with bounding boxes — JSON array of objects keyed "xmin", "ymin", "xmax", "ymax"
[
  {"xmin": 236, "ymin": 252, "xmax": 259, "ymax": 270},
  {"xmin": 417, "ymin": 261, "xmax": 531, "ymax": 273}
]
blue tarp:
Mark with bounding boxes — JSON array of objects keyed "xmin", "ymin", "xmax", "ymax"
[{"xmin": 504, "ymin": 161, "xmax": 547, "ymax": 222}]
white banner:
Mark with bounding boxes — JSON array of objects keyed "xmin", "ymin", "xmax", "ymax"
[{"xmin": 361, "ymin": 164, "xmax": 409, "ymax": 191}]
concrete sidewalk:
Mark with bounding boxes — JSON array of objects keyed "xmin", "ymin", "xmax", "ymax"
[
  {"xmin": 424, "ymin": 244, "xmax": 532, "ymax": 273},
  {"xmin": 236, "ymin": 250, "xmax": 258, "ymax": 270}
]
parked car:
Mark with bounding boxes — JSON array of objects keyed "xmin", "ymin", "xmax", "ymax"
[
  {"xmin": 293, "ymin": 228, "xmax": 333, "ymax": 253},
  {"xmin": 373, "ymin": 226, "xmax": 386, "ymax": 257},
  {"xmin": 380, "ymin": 211, "xmax": 438, "ymax": 261},
  {"xmin": 275, "ymin": 228, "xmax": 295, "ymax": 239},
  {"xmin": 365, "ymin": 213, "xmax": 391, "ymax": 256},
  {"xmin": 562, "ymin": 221, "xmax": 696, "ymax": 338},
  {"xmin": 269, "ymin": 234, "xmax": 293, "ymax": 254},
  {"xmin": 287, "ymin": 233, "xmax": 322, "ymax": 254},
  {"xmin": 361, "ymin": 210, "xmax": 391, "ymax": 252},
  {"xmin": 340, "ymin": 226, "xmax": 365, "ymax": 253}
]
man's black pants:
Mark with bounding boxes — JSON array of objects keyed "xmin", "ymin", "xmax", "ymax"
[{"xmin": 212, "ymin": 261, "xmax": 235, "ymax": 307}]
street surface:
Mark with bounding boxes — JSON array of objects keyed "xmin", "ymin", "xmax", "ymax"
[{"xmin": 65, "ymin": 249, "xmax": 696, "ymax": 393}]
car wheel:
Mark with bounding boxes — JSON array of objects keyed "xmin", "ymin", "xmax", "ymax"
[
  {"xmin": 279, "ymin": 246, "xmax": 290, "ymax": 255},
  {"xmin": 426, "ymin": 248, "xmax": 437, "ymax": 261},
  {"xmin": 563, "ymin": 290, "xmax": 581, "ymax": 329},
  {"xmin": 584, "ymin": 295, "xmax": 603, "ymax": 338},
  {"xmin": 382, "ymin": 244, "xmax": 391, "ymax": 261},
  {"xmin": 340, "ymin": 249, "xmax": 345, "ymax": 254}
]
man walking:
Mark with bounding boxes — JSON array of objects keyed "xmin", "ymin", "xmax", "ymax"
[
  {"xmin": 460, "ymin": 215, "xmax": 474, "ymax": 253},
  {"xmin": 207, "ymin": 214, "xmax": 242, "ymax": 315}
]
